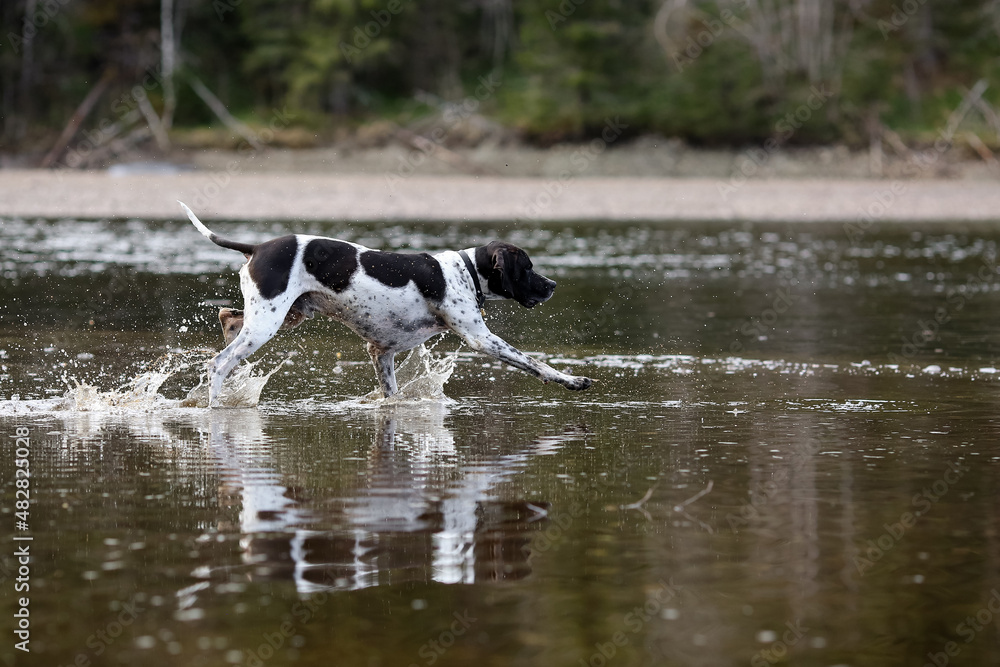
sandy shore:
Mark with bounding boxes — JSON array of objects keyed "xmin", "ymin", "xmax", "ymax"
[{"xmin": 0, "ymin": 168, "xmax": 998, "ymax": 223}]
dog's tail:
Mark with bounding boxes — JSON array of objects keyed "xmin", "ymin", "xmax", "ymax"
[{"xmin": 178, "ymin": 201, "xmax": 257, "ymax": 256}]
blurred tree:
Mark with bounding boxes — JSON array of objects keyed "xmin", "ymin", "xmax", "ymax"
[
  {"xmin": 1, "ymin": 0, "xmax": 998, "ymax": 156},
  {"xmin": 504, "ymin": 0, "xmax": 660, "ymax": 140}
]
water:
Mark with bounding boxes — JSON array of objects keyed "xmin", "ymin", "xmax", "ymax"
[{"xmin": 2, "ymin": 217, "xmax": 1000, "ymax": 666}]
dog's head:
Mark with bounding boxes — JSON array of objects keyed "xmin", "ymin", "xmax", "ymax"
[
  {"xmin": 477, "ymin": 241, "xmax": 556, "ymax": 308},
  {"xmin": 219, "ymin": 308, "xmax": 245, "ymax": 345}
]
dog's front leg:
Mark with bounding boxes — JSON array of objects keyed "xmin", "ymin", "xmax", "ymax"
[
  {"xmin": 459, "ymin": 329, "xmax": 592, "ymax": 391},
  {"xmin": 367, "ymin": 343, "xmax": 398, "ymax": 398}
]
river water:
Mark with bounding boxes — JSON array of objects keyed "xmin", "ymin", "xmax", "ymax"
[{"xmin": 2, "ymin": 216, "xmax": 1000, "ymax": 666}]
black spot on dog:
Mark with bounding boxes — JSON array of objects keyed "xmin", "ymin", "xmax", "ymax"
[
  {"xmin": 303, "ymin": 239, "xmax": 358, "ymax": 292},
  {"xmin": 248, "ymin": 236, "xmax": 298, "ymax": 299},
  {"xmin": 360, "ymin": 251, "xmax": 446, "ymax": 301}
]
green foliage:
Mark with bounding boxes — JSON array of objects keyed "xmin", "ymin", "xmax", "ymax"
[
  {"xmin": 3, "ymin": 0, "xmax": 1000, "ymax": 149},
  {"xmin": 503, "ymin": 0, "xmax": 659, "ymax": 138}
]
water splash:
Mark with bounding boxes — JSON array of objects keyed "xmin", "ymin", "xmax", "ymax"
[
  {"xmin": 358, "ymin": 343, "xmax": 457, "ymax": 406},
  {"xmin": 61, "ymin": 350, "xmax": 207, "ymax": 411},
  {"xmin": 0, "ymin": 342, "xmax": 459, "ymax": 415},
  {"xmin": 63, "ymin": 348, "xmax": 285, "ymax": 411},
  {"xmin": 180, "ymin": 356, "xmax": 285, "ymax": 409},
  {"xmin": 0, "ymin": 349, "xmax": 283, "ymax": 414}
]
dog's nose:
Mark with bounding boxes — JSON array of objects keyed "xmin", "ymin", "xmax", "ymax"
[{"xmin": 546, "ymin": 278, "xmax": 557, "ymax": 289}]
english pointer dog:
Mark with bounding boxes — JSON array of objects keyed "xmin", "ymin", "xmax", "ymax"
[{"xmin": 179, "ymin": 203, "xmax": 592, "ymax": 405}]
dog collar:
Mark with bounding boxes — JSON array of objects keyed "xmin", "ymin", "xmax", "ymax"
[{"xmin": 459, "ymin": 250, "xmax": 486, "ymax": 314}]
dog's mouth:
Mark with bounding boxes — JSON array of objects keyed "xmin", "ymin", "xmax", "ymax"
[
  {"xmin": 526, "ymin": 296, "xmax": 551, "ymax": 308},
  {"xmin": 523, "ymin": 282, "xmax": 556, "ymax": 309}
]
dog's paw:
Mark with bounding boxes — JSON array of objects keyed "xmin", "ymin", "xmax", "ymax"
[{"xmin": 566, "ymin": 376, "xmax": 593, "ymax": 391}]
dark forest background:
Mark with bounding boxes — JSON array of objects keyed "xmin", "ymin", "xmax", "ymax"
[{"xmin": 2, "ymin": 0, "xmax": 999, "ymax": 159}]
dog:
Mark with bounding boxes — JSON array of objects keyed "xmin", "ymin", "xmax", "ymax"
[{"xmin": 179, "ymin": 202, "xmax": 592, "ymax": 405}]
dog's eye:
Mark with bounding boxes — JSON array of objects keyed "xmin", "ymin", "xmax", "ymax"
[{"xmin": 305, "ymin": 259, "xmax": 315, "ymax": 270}]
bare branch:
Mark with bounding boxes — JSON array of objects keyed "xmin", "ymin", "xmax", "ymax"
[
  {"xmin": 136, "ymin": 92, "xmax": 171, "ymax": 151},
  {"xmin": 188, "ymin": 75, "xmax": 263, "ymax": 150},
  {"xmin": 161, "ymin": 0, "xmax": 177, "ymax": 131},
  {"xmin": 40, "ymin": 70, "xmax": 115, "ymax": 168}
]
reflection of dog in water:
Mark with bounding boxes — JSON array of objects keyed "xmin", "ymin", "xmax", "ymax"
[
  {"xmin": 191, "ymin": 405, "xmax": 585, "ymax": 593},
  {"xmin": 180, "ymin": 202, "xmax": 592, "ymax": 405}
]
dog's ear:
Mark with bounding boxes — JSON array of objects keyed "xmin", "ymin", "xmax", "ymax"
[{"xmin": 492, "ymin": 246, "xmax": 517, "ymax": 298}]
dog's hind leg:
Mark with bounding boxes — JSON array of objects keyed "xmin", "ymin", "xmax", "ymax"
[
  {"xmin": 208, "ymin": 295, "xmax": 297, "ymax": 405},
  {"xmin": 219, "ymin": 304, "xmax": 310, "ymax": 346},
  {"xmin": 367, "ymin": 343, "xmax": 398, "ymax": 398}
]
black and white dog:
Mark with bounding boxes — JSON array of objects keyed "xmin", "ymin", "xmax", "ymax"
[{"xmin": 180, "ymin": 203, "xmax": 592, "ymax": 405}]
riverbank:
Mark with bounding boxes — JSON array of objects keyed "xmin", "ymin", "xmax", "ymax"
[{"xmin": 1, "ymin": 168, "xmax": 999, "ymax": 223}]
